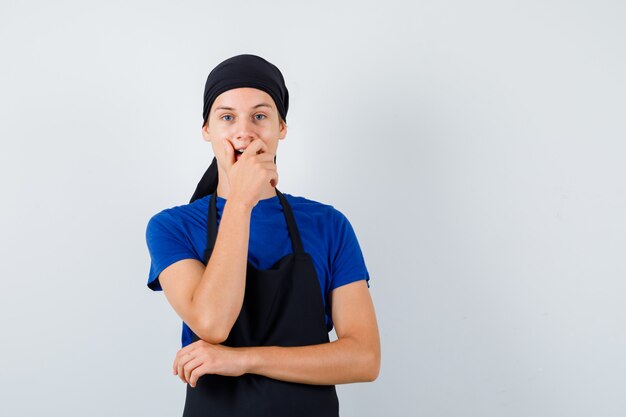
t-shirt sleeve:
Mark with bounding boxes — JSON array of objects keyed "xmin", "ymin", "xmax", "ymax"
[
  {"xmin": 329, "ymin": 209, "xmax": 371, "ymax": 291},
  {"xmin": 145, "ymin": 210, "xmax": 199, "ymax": 291}
]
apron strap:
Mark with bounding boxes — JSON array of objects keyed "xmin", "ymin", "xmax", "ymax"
[
  {"xmin": 276, "ymin": 188, "xmax": 305, "ymax": 255},
  {"xmin": 203, "ymin": 187, "xmax": 305, "ymax": 263}
]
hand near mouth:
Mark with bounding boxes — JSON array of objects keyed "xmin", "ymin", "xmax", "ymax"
[{"xmin": 222, "ymin": 138, "xmax": 278, "ymax": 208}]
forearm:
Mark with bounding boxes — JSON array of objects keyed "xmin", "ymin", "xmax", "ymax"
[
  {"xmin": 191, "ymin": 200, "xmax": 252, "ymax": 342},
  {"xmin": 240, "ymin": 336, "xmax": 379, "ymax": 385}
]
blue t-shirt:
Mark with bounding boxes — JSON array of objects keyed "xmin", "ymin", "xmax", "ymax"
[{"xmin": 145, "ymin": 192, "xmax": 370, "ymax": 347}]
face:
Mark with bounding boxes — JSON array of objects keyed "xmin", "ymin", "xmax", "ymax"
[{"xmin": 202, "ymin": 87, "xmax": 287, "ymax": 165}]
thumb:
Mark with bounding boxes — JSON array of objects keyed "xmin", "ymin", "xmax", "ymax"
[{"xmin": 223, "ymin": 140, "xmax": 235, "ymax": 170}]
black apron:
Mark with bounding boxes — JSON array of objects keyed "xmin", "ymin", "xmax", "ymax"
[{"xmin": 182, "ymin": 188, "xmax": 340, "ymax": 417}]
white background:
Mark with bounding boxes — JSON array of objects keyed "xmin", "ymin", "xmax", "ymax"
[{"xmin": 1, "ymin": 1, "xmax": 625, "ymax": 416}]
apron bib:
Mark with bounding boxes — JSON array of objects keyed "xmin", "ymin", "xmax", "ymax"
[{"xmin": 182, "ymin": 188, "xmax": 340, "ymax": 417}]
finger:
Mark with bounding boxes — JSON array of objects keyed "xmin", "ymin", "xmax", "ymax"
[
  {"xmin": 255, "ymin": 152, "xmax": 275, "ymax": 163},
  {"xmin": 177, "ymin": 352, "xmax": 194, "ymax": 383},
  {"xmin": 222, "ymin": 139, "xmax": 235, "ymax": 170},
  {"xmin": 184, "ymin": 356, "xmax": 205, "ymax": 386},
  {"xmin": 256, "ymin": 162, "xmax": 278, "ymax": 187},
  {"xmin": 241, "ymin": 138, "xmax": 268, "ymax": 159},
  {"xmin": 259, "ymin": 165, "xmax": 278, "ymax": 188},
  {"xmin": 189, "ymin": 364, "xmax": 208, "ymax": 388},
  {"xmin": 173, "ymin": 348, "xmax": 187, "ymax": 375},
  {"xmin": 270, "ymin": 170, "xmax": 279, "ymax": 188},
  {"xmin": 258, "ymin": 161, "xmax": 278, "ymax": 173}
]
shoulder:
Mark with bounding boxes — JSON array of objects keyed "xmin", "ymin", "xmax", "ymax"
[
  {"xmin": 283, "ymin": 193, "xmax": 370, "ymax": 290},
  {"xmin": 145, "ymin": 198, "xmax": 208, "ymax": 291},
  {"xmin": 281, "ymin": 192, "xmax": 350, "ymax": 226},
  {"xmin": 281, "ymin": 192, "xmax": 357, "ymax": 247},
  {"xmin": 146, "ymin": 197, "xmax": 208, "ymax": 240}
]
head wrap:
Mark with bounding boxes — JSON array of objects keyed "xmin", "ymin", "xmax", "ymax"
[{"xmin": 190, "ymin": 54, "xmax": 289, "ymax": 203}]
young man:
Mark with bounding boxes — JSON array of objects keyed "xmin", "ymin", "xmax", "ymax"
[{"xmin": 145, "ymin": 54, "xmax": 380, "ymax": 416}]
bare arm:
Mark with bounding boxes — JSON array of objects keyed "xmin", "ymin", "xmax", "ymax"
[
  {"xmin": 159, "ymin": 199, "xmax": 253, "ymax": 344},
  {"xmin": 240, "ymin": 280, "xmax": 381, "ymax": 384},
  {"xmin": 159, "ymin": 139, "xmax": 277, "ymax": 344}
]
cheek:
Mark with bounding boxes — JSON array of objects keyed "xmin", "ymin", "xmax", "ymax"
[{"xmin": 210, "ymin": 137, "xmax": 230, "ymax": 152}]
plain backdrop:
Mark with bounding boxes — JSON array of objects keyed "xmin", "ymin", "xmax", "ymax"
[{"xmin": 1, "ymin": 1, "xmax": 625, "ymax": 416}]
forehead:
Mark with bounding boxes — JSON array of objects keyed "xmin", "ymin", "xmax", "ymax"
[{"xmin": 212, "ymin": 87, "xmax": 276, "ymax": 110}]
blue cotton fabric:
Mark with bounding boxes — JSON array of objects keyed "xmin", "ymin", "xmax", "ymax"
[{"xmin": 145, "ymin": 192, "xmax": 370, "ymax": 347}]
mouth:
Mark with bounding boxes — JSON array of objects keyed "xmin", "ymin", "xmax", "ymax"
[{"xmin": 234, "ymin": 147, "xmax": 266, "ymax": 160}]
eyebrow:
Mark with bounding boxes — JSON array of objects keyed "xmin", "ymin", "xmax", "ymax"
[{"xmin": 215, "ymin": 103, "xmax": 274, "ymax": 111}]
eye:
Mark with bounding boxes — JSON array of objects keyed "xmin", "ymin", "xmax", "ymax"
[
  {"xmin": 220, "ymin": 114, "xmax": 233, "ymax": 121},
  {"xmin": 254, "ymin": 114, "xmax": 267, "ymax": 121}
]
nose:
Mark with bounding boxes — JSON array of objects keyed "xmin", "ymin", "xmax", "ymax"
[{"xmin": 232, "ymin": 117, "xmax": 257, "ymax": 146}]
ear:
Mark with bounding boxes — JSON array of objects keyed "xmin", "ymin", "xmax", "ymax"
[
  {"xmin": 278, "ymin": 119, "xmax": 288, "ymax": 140},
  {"xmin": 201, "ymin": 122, "xmax": 210, "ymax": 142}
]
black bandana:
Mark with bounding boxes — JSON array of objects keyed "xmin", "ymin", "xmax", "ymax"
[{"xmin": 190, "ymin": 54, "xmax": 289, "ymax": 203}]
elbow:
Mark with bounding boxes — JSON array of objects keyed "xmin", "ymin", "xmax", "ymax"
[
  {"xmin": 198, "ymin": 329, "xmax": 228, "ymax": 345},
  {"xmin": 363, "ymin": 352, "xmax": 381, "ymax": 382},
  {"xmin": 344, "ymin": 335, "xmax": 381, "ymax": 382},
  {"xmin": 194, "ymin": 318, "xmax": 230, "ymax": 345},
  {"xmin": 360, "ymin": 343, "xmax": 381, "ymax": 382}
]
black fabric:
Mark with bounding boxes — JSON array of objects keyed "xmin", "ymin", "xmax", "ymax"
[
  {"xmin": 202, "ymin": 54, "xmax": 289, "ymax": 127},
  {"xmin": 182, "ymin": 188, "xmax": 340, "ymax": 417},
  {"xmin": 191, "ymin": 54, "xmax": 288, "ymax": 204}
]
